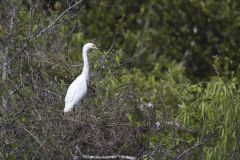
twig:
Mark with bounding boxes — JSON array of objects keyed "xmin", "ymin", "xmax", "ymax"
[
  {"xmin": 175, "ymin": 140, "xmax": 206, "ymax": 159},
  {"xmin": 161, "ymin": 121, "xmax": 198, "ymax": 135},
  {"xmin": 28, "ymin": 0, "xmax": 33, "ymax": 38},
  {"xmin": 42, "ymin": 89, "xmax": 62, "ymax": 99},
  {"xmin": 107, "ymin": 32, "xmax": 117, "ymax": 53},
  {"xmin": 21, "ymin": 124, "xmax": 42, "ymax": 145},
  {"xmin": 138, "ymin": 144, "xmax": 173, "ymax": 160},
  {"xmin": 105, "ymin": 123, "xmax": 130, "ymax": 127},
  {"xmin": 1, "ymin": 46, "xmax": 8, "ymax": 83},
  {"xmin": 36, "ymin": 0, "xmax": 84, "ymax": 38},
  {"xmin": 118, "ymin": 47, "xmax": 146, "ymax": 67}
]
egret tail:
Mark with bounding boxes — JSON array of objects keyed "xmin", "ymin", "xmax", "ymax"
[{"xmin": 64, "ymin": 102, "xmax": 74, "ymax": 113}]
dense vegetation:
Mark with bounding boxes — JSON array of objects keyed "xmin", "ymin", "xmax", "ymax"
[{"xmin": 1, "ymin": 0, "xmax": 240, "ymax": 159}]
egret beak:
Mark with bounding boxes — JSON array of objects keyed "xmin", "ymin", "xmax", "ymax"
[{"xmin": 92, "ymin": 44, "xmax": 98, "ymax": 50}]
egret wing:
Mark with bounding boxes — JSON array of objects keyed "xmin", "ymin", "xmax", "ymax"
[{"xmin": 65, "ymin": 74, "xmax": 87, "ymax": 105}]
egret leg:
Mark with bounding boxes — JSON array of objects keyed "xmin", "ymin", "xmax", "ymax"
[{"xmin": 73, "ymin": 108, "xmax": 76, "ymax": 118}]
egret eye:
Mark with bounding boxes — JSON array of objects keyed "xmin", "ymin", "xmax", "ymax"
[{"xmin": 92, "ymin": 44, "xmax": 97, "ymax": 48}]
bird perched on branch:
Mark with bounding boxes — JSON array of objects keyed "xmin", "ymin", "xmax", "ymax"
[{"xmin": 64, "ymin": 43, "xmax": 97, "ymax": 113}]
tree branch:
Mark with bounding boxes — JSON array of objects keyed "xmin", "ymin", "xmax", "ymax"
[
  {"xmin": 1, "ymin": 46, "xmax": 8, "ymax": 82},
  {"xmin": 36, "ymin": 0, "xmax": 84, "ymax": 38},
  {"xmin": 1, "ymin": 46, "xmax": 8, "ymax": 113},
  {"xmin": 73, "ymin": 154, "xmax": 136, "ymax": 160},
  {"xmin": 1, "ymin": 5, "xmax": 16, "ymax": 113},
  {"xmin": 175, "ymin": 140, "xmax": 206, "ymax": 159},
  {"xmin": 73, "ymin": 146, "xmax": 136, "ymax": 160},
  {"xmin": 161, "ymin": 121, "xmax": 198, "ymax": 135}
]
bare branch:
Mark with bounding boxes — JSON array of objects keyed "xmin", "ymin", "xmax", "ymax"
[
  {"xmin": 0, "ymin": 47, "xmax": 9, "ymax": 113},
  {"xmin": 161, "ymin": 121, "xmax": 198, "ymax": 135},
  {"xmin": 1, "ymin": 5, "xmax": 16, "ymax": 113},
  {"xmin": 74, "ymin": 146, "xmax": 136, "ymax": 160},
  {"xmin": 22, "ymin": 126, "xmax": 42, "ymax": 145},
  {"xmin": 1, "ymin": 46, "xmax": 8, "ymax": 82},
  {"xmin": 9, "ymin": 7, "xmax": 16, "ymax": 34},
  {"xmin": 42, "ymin": 89, "xmax": 62, "ymax": 99},
  {"xmin": 175, "ymin": 140, "xmax": 206, "ymax": 159},
  {"xmin": 36, "ymin": 0, "xmax": 84, "ymax": 38},
  {"xmin": 107, "ymin": 32, "xmax": 117, "ymax": 53},
  {"xmin": 73, "ymin": 154, "xmax": 136, "ymax": 160}
]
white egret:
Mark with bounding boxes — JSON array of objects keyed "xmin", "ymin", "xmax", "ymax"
[{"xmin": 64, "ymin": 43, "xmax": 97, "ymax": 113}]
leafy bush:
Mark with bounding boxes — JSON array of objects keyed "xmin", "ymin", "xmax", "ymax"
[{"xmin": 0, "ymin": 0, "xmax": 240, "ymax": 159}]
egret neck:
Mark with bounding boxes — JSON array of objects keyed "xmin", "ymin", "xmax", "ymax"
[{"xmin": 82, "ymin": 47, "xmax": 90, "ymax": 80}]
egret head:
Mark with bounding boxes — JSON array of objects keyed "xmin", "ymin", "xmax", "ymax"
[{"xmin": 83, "ymin": 43, "xmax": 97, "ymax": 52}]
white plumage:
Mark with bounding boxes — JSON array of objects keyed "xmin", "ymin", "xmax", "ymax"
[{"xmin": 64, "ymin": 43, "xmax": 97, "ymax": 113}]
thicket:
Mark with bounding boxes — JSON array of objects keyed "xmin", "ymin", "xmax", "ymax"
[{"xmin": 0, "ymin": 0, "xmax": 240, "ymax": 159}]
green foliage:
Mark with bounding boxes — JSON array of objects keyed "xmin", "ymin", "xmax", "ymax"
[{"xmin": 1, "ymin": 0, "xmax": 240, "ymax": 159}]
